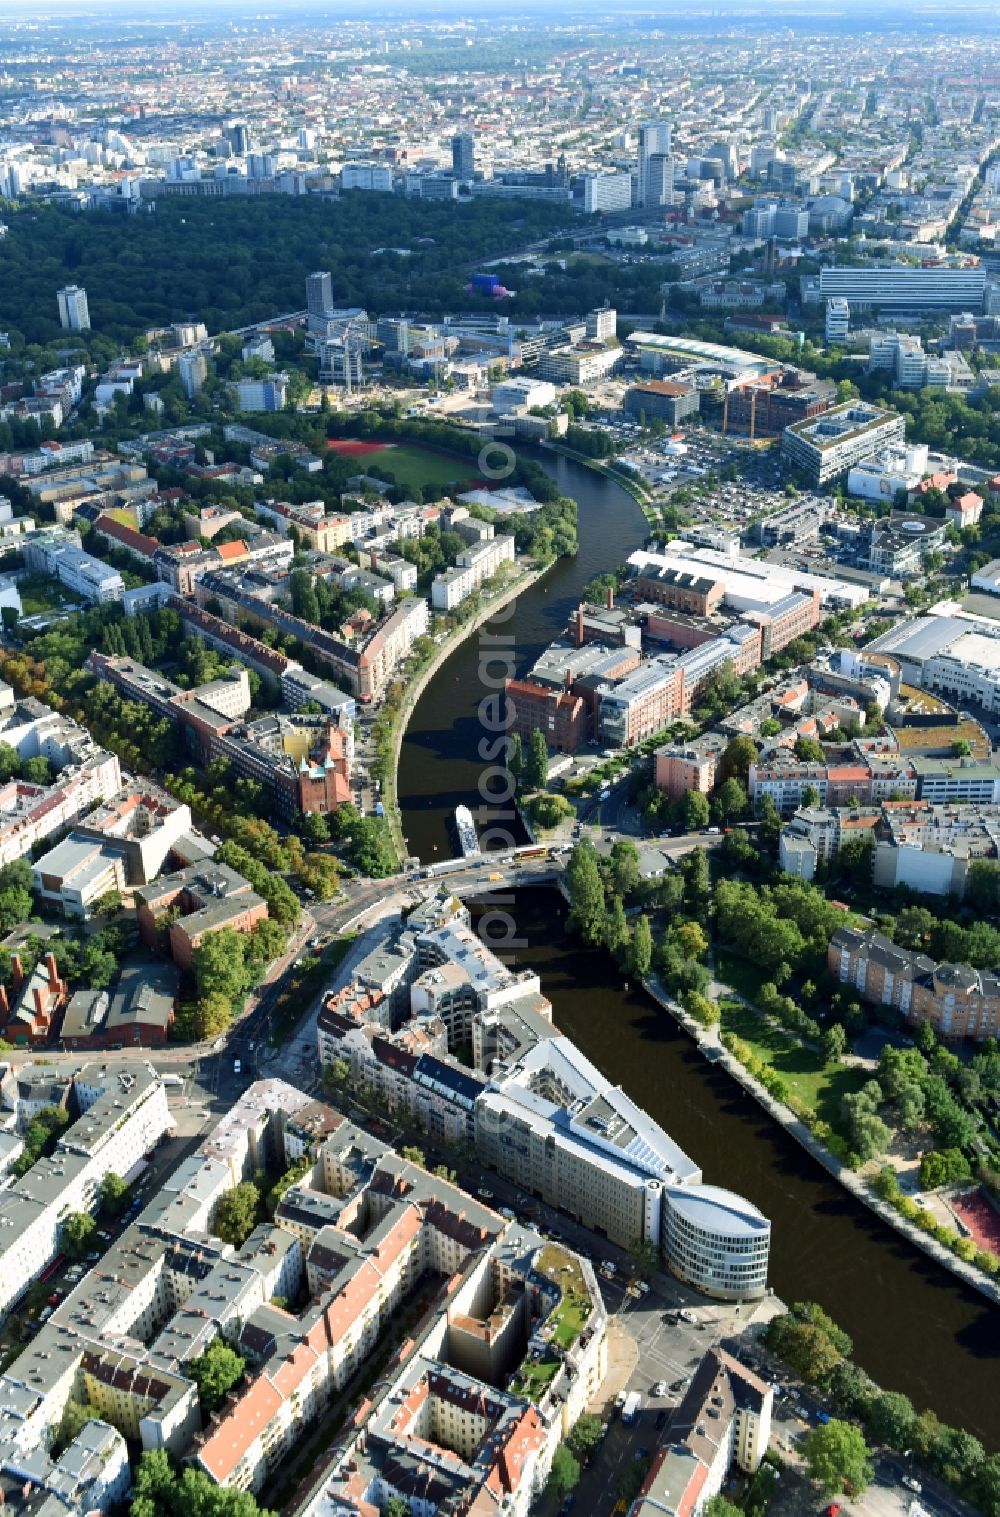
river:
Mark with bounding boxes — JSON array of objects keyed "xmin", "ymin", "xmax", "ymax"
[{"xmin": 396, "ymin": 451, "xmax": 1000, "ymax": 1448}]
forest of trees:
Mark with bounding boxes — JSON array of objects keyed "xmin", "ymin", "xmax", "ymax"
[{"xmin": 0, "ymin": 194, "xmax": 577, "ymax": 348}]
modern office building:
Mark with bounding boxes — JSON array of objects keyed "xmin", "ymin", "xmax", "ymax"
[
  {"xmin": 847, "ymin": 443, "xmax": 929, "ymax": 501},
  {"xmin": 492, "ymin": 375, "xmax": 557, "ymax": 411},
  {"xmin": 57, "ymin": 284, "xmax": 90, "ymax": 331},
  {"xmin": 341, "ymin": 162, "xmax": 394, "ymax": 191},
  {"xmin": 306, "ymin": 269, "xmax": 334, "ymax": 317},
  {"xmin": 451, "ymin": 131, "xmax": 475, "ymax": 180},
  {"xmin": 624, "ymin": 380, "xmax": 700, "ymax": 426},
  {"xmin": 817, "ymin": 265, "xmax": 988, "ymax": 312},
  {"xmin": 781, "ymin": 399, "xmax": 906, "ymax": 485},
  {"xmin": 479, "ymin": 1038, "xmax": 771, "ymax": 1298},
  {"xmin": 227, "ymin": 122, "xmax": 250, "ymax": 155},
  {"xmin": 638, "ymin": 120, "xmax": 672, "ymax": 207},
  {"xmin": 583, "ymin": 171, "xmax": 634, "ymax": 213},
  {"xmin": 24, "ymin": 525, "xmax": 125, "ymax": 603},
  {"xmin": 825, "ymin": 296, "xmax": 850, "ymax": 343},
  {"xmin": 320, "ymin": 891, "xmax": 771, "ymax": 1297}
]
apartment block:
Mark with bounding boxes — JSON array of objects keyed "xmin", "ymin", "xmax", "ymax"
[
  {"xmin": 135, "ymin": 860, "xmax": 268, "ymax": 970},
  {"xmin": 654, "ymin": 740, "xmax": 723, "ymax": 799},
  {"xmin": 830, "ymin": 925, "xmax": 1000, "ymax": 1042},
  {"xmin": 0, "ymin": 1063, "xmax": 170, "ymax": 1316},
  {"xmin": 86, "ymin": 652, "xmax": 353, "ymax": 817},
  {"xmin": 431, "ymin": 534, "xmax": 516, "ymax": 611},
  {"xmin": 23, "ymin": 526, "xmax": 125, "ymax": 604},
  {"xmin": 633, "ymin": 1350, "xmax": 773, "ymax": 1517}
]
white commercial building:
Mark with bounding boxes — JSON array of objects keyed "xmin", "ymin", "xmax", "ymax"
[
  {"xmin": 24, "ymin": 527, "xmax": 124, "ymax": 604},
  {"xmin": 583, "ymin": 171, "xmax": 633, "ymax": 213},
  {"xmin": 491, "ymin": 376, "xmax": 557, "ymax": 413},
  {"xmin": 341, "ymin": 162, "xmax": 394, "ymax": 191},
  {"xmin": 847, "ymin": 442, "xmax": 929, "ymax": 501},
  {"xmin": 629, "ymin": 540, "xmax": 869, "ymax": 611},
  {"xmin": 535, "ymin": 343, "xmax": 621, "ymax": 385},
  {"xmin": 234, "ymin": 374, "xmax": 288, "ymax": 412},
  {"xmin": 818, "ymin": 265, "xmax": 988, "ymax": 312},
  {"xmin": 479, "ymin": 1037, "xmax": 771, "ymax": 1299}
]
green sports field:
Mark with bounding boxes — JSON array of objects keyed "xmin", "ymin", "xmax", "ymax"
[{"xmin": 338, "ymin": 442, "xmax": 480, "ymax": 494}]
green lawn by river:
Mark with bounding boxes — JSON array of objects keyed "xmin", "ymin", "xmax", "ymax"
[{"xmin": 720, "ymin": 998, "xmax": 868, "ymax": 1129}]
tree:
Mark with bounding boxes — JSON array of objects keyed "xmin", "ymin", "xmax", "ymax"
[
  {"xmin": 828, "ymin": 1359, "xmax": 876, "ymax": 1418},
  {"xmin": 629, "ymin": 914, "xmax": 653, "ymax": 978},
  {"xmin": 609, "ymin": 837, "xmax": 641, "ymax": 898},
  {"xmin": 99, "ymin": 1171, "xmax": 129, "ymax": 1216},
  {"xmin": 919, "ymin": 1148, "xmax": 972, "ymax": 1190},
  {"xmin": 682, "ymin": 989, "xmax": 719, "ymax": 1027},
  {"xmin": 841, "ymin": 1082, "xmax": 892, "ymax": 1163},
  {"xmin": 566, "ymin": 843, "xmax": 606, "ymax": 946},
  {"xmin": 821, "ymin": 1024, "xmax": 847, "ymax": 1065},
  {"xmin": 966, "ymin": 859, "xmax": 1000, "ymax": 915},
  {"xmin": 546, "ymin": 1444, "xmax": 580, "ymax": 1500},
  {"xmin": 714, "ymin": 776, "xmax": 749, "ymax": 824},
  {"xmin": 131, "ymin": 1446, "xmax": 277, "ymax": 1517},
  {"xmin": 717, "ymin": 735, "xmax": 759, "ymax": 786},
  {"xmin": 916, "ymin": 1018, "xmax": 937, "ymax": 1055},
  {"xmin": 385, "ymin": 1501, "xmax": 412, "ymax": 1517},
  {"xmin": 189, "ymin": 1340, "xmax": 246, "ymax": 1413},
  {"xmin": 867, "ymin": 1390, "xmax": 915, "ymax": 1449},
  {"xmin": 213, "ymin": 1182, "xmax": 261, "ymax": 1248},
  {"xmin": 680, "ymin": 847, "xmax": 711, "ymax": 919},
  {"xmin": 192, "ymin": 928, "xmax": 249, "ymax": 1006},
  {"xmin": 401, "ymin": 1145, "xmax": 426, "ymax": 1167},
  {"xmin": 566, "ymin": 1413, "xmax": 604, "ymax": 1463},
  {"xmin": 300, "ymin": 812, "xmax": 330, "ymax": 846},
  {"xmin": 524, "ymin": 728, "xmax": 549, "ymax": 790},
  {"xmin": 803, "ymin": 1420, "xmax": 873, "ymax": 1494},
  {"xmin": 508, "ymin": 732, "xmax": 524, "ymax": 788},
  {"xmin": 674, "ymin": 921, "xmax": 708, "ymax": 960},
  {"xmin": 62, "ymin": 1211, "xmax": 97, "ymax": 1260},
  {"xmin": 794, "ymin": 736, "xmax": 825, "ymax": 763},
  {"xmin": 605, "ymin": 894, "xmax": 628, "ymax": 955},
  {"xmin": 683, "ymin": 788, "xmax": 710, "ymax": 831},
  {"xmin": 323, "ymin": 1058, "xmax": 350, "ymax": 1092},
  {"xmin": 195, "ymin": 992, "xmax": 234, "ymax": 1040}
]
